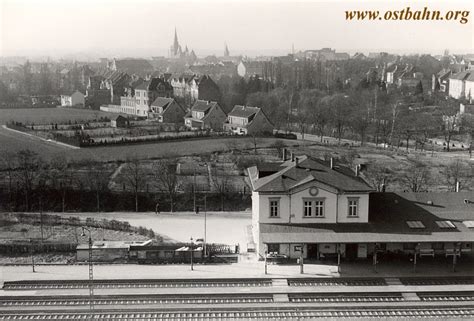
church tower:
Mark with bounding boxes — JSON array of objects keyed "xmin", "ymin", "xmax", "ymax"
[
  {"xmin": 170, "ymin": 28, "xmax": 181, "ymax": 58},
  {"xmin": 224, "ymin": 43, "xmax": 230, "ymax": 57}
]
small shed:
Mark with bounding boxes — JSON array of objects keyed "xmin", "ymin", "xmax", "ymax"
[
  {"xmin": 111, "ymin": 115, "xmax": 129, "ymax": 128},
  {"xmin": 76, "ymin": 240, "xmax": 145, "ymax": 262}
]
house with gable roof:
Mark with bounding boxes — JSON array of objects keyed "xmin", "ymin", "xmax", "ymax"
[
  {"xmin": 432, "ymin": 69, "xmax": 452, "ymax": 93},
  {"xmin": 149, "ymin": 97, "xmax": 186, "ymax": 123},
  {"xmin": 223, "ymin": 105, "xmax": 274, "ymax": 135},
  {"xmin": 134, "ymin": 77, "xmax": 173, "ymax": 117},
  {"xmin": 449, "ymin": 70, "xmax": 472, "ymax": 99},
  {"xmin": 184, "ymin": 100, "xmax": 226, "ymax": 131}
]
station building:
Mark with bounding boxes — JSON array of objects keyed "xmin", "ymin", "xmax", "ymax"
[{"xmin": 248, "ymin": 154, "xmax": 474, "ymax": 262}]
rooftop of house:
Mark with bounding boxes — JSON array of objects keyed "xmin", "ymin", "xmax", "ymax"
[
  {"xmin": 450, "ymin": 70, "xmax": 471, "ymax": 81},
  {"xmin": 94, "ymin": 69, "xmax": 129, "ymax": 84},
  {"xmin": 114, "ymin": 59, "xmax": 154, "ymax": 76},
  {"xmin": 150, "ymin": 97, "xmax": 175, "ymax": 109},
  {"xmin": 60, "ymin": 90, "xmax": 84, "ymax": 96},
  {"xmin": 135, "ymin": 77, "xmax": 171, "ymax": 91},
  {"xmin": 189, "ymin": 100, "xmax": 219, "ymax": 113},
  {"xmin": 260, "ymin": 192, "xmax": 474, "ymax": 244},
  {"xmin": 228, "ymin": 105, "xmax": 261, "ymax": 118},
  {"xmin": 437, "ymin": 69, "xmax": 452, "ymax": 78},
  {"xmin": 249, "ymin": 155, "xmax": 373, "ymax": 194}
]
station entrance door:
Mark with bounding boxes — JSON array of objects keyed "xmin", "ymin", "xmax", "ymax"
[{"xmin": 307, "ymin": 244, "xmax": 318, "ymax": 259}]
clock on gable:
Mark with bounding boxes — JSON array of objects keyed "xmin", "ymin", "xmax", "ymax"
[{"xmin": 309, "ymin": 186, "xmax": 319, "ymax": 196}]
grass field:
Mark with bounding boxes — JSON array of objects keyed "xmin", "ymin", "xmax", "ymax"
[
  {"xmin": 0, "ymin": 108, "xmax": 117, "ymax": 125},
  {"xmin": 0, "ymin": 108, "xmax": 300, "ymax": 161}
]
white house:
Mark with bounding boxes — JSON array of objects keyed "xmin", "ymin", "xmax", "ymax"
[
  {"xmin": 223, "ymin": 105, "xmax": 274, "ymax": 135},
  {"xmin": 449, "ymin": 71, "xmax": 471, "ymax": 99},
  {"xmin": 248, "ymin": 154, "xmax": 474, "ymax": 262},
  {"xmin": 60, "ymin": 91, "xmax": 85, "ymax": 107}
]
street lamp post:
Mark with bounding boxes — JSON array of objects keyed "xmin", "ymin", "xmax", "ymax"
[
  {"xmin": 81, "ymin": 227, "xmax": 94, "ymax": 318},
  {"xmin": 204, "ymin": 195, "xmax": 207, "ymax": 258}
]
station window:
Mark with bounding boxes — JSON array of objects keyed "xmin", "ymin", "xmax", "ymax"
[
  {"xmin": 269, "ymin": 198, "xmax": 280, "ymax": 217},
  {"xmin": 348, "ymin": 198, "xmax": 359, "ymax": 217},
  {"xmin": 303, "ymin": 198, "xmax": 325, "ymax": 217}
]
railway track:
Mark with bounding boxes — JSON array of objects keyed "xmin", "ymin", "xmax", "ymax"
[
  {"xmin": 0, "ymin": 294, "xmax": 274, "ymax": 307},
  {"xmin": 2, "ymin": 279, "xmax": 272, "ymax": 291},
  {"xmin": 419, "ymin": 292, "xmax": 474, "ymax": 301},
  {"xmin": 400, "ymin": 277, "xmax": 474, "ymax": 286},
  {"xmin": 289, "ymin": 292, "xmax": 404, "ymax": 303},
  {"xmin": 1, "ymin": 307, "xmax": 474, "ymax": 320},
  {"xmin": 288, "ymin": 278, "xmax": 386, "ymax": 287}
]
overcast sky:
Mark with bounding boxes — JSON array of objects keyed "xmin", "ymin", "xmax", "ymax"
[{"xmin": 1, "ymin": 0, "xmax": 473, "ymax": 59}]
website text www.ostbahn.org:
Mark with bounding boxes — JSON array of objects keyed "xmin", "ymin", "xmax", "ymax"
[{"xmin": 346, "ymin": 7, "xmax": 470, "ymax": 24}]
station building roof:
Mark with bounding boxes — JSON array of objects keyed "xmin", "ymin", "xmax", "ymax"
[{"xmin": 261, "ymin": 192, "xmax": 474, "ymax": 244}]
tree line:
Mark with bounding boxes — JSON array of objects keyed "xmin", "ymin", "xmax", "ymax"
[{"xmin": 0, "ymin": 149, "xmax": 246, "ymax": 213}]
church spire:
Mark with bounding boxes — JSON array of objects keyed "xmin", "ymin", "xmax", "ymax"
[
  {"xmin": 224, "ymin": 43, "xmax": 230, "ymax": 57},
  {"xmin": 173, "ymin": 27, "xmax": 180, "ymax": 55}
]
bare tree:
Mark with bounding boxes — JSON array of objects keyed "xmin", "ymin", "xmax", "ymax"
[
  {"xmin": 322, "ymin": 94, "xmax": 351, "ymax": 144},
  {"xmin": 270, "ymin": 140, "xmax": 286, "ymax": 158},
  {"xmin": 365, "ymin": 163, "xmax": 392, "ymax": 192},
  {"xmin": 401, "ymin": 163, "xmax": 431, "ymax": 192},
  {"xmin": 15, "ymin": 149, "xmax": 42, "ymax": 211},
  {"xmin": 0, "ymin": 151, "xmax": 18, "ymax": 211},
  {"xmin": 210, "ymin": 165, "xmax": 232, "ymax": 211},
  {"xmin": 83, "ymin": 161, "xmax": 110, "ymax": 212},
  {"xmin": 442, "ymin": 160, "xmax": 470, "ymax": 192},
  {"xmin": 310, "ymin": 102, "xmax": 330, "ymax": 142},
  {"xmin": 247, "ymin": 133, "xmax": 261, "ymax": 155},
  {"xmin": 122, "ymin": 157, "xmax": 146, "ymax": 212},
  {"xmin": 49, "ymin": 155, "xmax": 74, "ymax": 213},
  {"xmin": 152, "ymin": 158, "xmax": 179, "ymax": 212},
  {"xmin": 441, "ymin": 114, "xmax": 459, "ymax": 152}
]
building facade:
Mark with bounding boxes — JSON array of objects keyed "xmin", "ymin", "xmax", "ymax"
[
  {"xmin": 223, "ymin": 105, "xmax": 274, "ymax": 135},
  {"xmin": 149, "ymin": 97, "xmax": 186, "ymax": 123},
  {"xmin": 449, "ymin": 71, "xmax": 471, "ymax": 99},
  {"xmin": 184, "ymin": 100, "xmax": 227, "ymax": 131},
  {"xmin": 60, "ymin": 90, "xmax": 85, "ymax": 107},
  {"xmin": 249, "ymin": 154, "xmax": 474, "ymax": 262}
]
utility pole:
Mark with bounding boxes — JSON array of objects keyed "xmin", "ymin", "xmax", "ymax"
[
  {"xmin": 30, "ymin": 239, "xmax": 35, "ymax": 273},
  {"xmin": 81, "ymin": 227, "xmax": 94, "ymax": 319},
  {"xmin": 264, "ymin": 248, "xmax": 268, "ymax": 275},
  {"xmin": 204, "ymin": 195, "xmax": 207, "ymax": 258},
  {"xmin": 193, "ymin": 168, "xmax": 196, "ymax": 212},
  {"xmin": 299, "ymin": 245, "xmax": 304, "ymax": 274},
  {"xmin": 190, "ymin": 237, "xmax": 194, "ymax": 271}
]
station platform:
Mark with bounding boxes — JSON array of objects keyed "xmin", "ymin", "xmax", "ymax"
[{"xmin": 2, "ymin": 254, "xmax": 473, "ymax": 283}]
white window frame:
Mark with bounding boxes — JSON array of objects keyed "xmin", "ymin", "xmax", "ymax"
[
  {"xmin": 348, "ymin": 197, "xmax": 359, "ymax": 217},
  {"xmin": 269, "ymin": 198, "xmax": 280, "ymax": 218},
  {"xmin": 303, "ymin": 198, "xmax": 325, "ymax": 218}
]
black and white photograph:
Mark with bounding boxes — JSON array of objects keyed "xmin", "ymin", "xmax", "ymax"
[{"xmin": 0, "ymin": 0, "xmax": 473, "ymax": 319}]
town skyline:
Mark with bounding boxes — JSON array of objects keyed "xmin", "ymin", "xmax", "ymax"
[{"xmin": 1, "ymin": 0, "xmax": 473, "ymax": 60}]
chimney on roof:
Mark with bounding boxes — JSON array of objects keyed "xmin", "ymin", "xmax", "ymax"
[
  {"xmin": 291, "ymin": 152, "xmax": 295, "ymax": 162},
  {"xmin": 355, "ymin": 164, "xmax": 360, "ymax": 177},
  {"xmin": 330, "ymin": 157, "xmax": 334, "ymax": 169},
  {"xmin": 282, "ymin": 148, "xmax": 287, "ymax": 161},
  {"xmin": 295, "ymin": 157, "xmax": 299, "ymax": 168}
]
